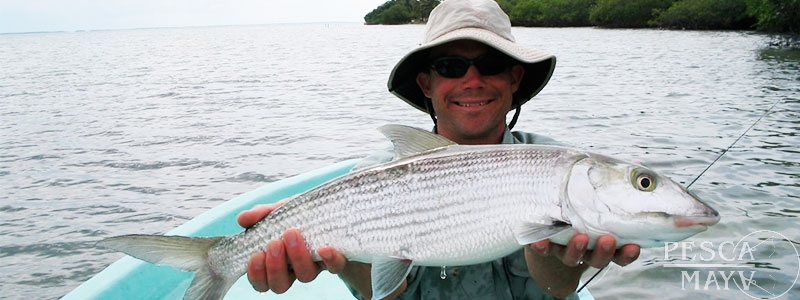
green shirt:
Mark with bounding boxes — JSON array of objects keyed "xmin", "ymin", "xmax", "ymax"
[{"xmin": 350, "ymin": 128, "xmax": 577, "ymax": 300}]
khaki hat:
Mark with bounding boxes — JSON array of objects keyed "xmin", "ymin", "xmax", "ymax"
[{"xmin": 388, "ymin": 0, "xmax": 556, "ymax": 113}]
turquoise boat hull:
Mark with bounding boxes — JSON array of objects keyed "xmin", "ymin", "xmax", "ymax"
[{"xmin": 63, "ymin": 159, "xmax": 595, "ymax": 300}]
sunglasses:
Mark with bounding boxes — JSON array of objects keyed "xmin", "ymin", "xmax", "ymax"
[{"xmin": 429, "ymin": 54, "xmax": 511, "ymax": 78}]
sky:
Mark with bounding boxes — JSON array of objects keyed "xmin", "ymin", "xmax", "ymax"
[{"xmin": 0, "ymin": 0, "xmax": 388, "ymax": 34}]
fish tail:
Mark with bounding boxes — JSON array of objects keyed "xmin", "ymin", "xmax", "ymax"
[{"xmin": 98, "ymin": 234, "xmax": 235, "ymax": 300}]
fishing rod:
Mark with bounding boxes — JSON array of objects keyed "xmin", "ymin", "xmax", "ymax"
[{"xmin": 575, "ymin": 97, "xmax": 783, "ymax": 294}]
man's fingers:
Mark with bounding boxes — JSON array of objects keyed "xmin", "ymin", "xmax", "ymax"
[
  {"xmin": 237, "ymin": 198, "xmax": 292, "ymax": 228},
  {"xmin": 562, "ymin": 234, "xmax": 589, "ymax": 267},
  {"xmin": 247, "ymin": 251, "xmax": 269, "ymax": 292},
  {"xmin": 318, "ymin": 247, "xmax": 347, "ymax": 274},
  {"xmin": 284, "ymin": 229, "xmax": 320, "ymax": 283},
  {"xmin": 237, "ymin": 204, "xmax": 278, "ymax": 228},
  {"xmin": 265, "ymin": 240, "xmax": 294, "ymax": 293},
  {"xmin": 586, "ymin": 235, "xmax": 616, "ymax": 268},
  {"xmin": 527, "ymin": 235, "xmax": 641, "ymax": 269},
  {"xmin": 614, "ymin": 244, "xmax": 641, "ymax": 266},
  {"xmin": 528, "ymin": 240, "xmax": 551, "ymax": 256}
]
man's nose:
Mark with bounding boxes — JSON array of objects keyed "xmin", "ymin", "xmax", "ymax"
[{"xmin": 460, "ymin": 65, "xmax": 486, "ymax": 87}]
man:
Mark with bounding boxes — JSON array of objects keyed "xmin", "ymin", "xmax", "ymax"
[{"xmin": 237, "ymin": 0, "xmax": 641, "ymax": 299}]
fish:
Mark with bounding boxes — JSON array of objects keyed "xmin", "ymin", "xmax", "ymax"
[{"xmin": 98, "ymin": 124, "xmax": 720, "ymax": 300}]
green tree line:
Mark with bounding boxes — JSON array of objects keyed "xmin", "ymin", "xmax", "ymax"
[
  {"xmin": 364, "ymin": 0, "xmax": 441, "ymax": 25},
  {"xmin": 366, "ymin": 0, "xmax": 798, "ymax": 33}
]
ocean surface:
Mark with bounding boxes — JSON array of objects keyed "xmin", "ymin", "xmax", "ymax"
[{"xmin": 1, "ymin": 23, "xmax": 798, "ymax": 299}]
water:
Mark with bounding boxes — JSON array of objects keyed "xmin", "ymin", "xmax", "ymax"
[{"xmin": 1, "ymin": 24, "xmax": 798, "ymax": 299}]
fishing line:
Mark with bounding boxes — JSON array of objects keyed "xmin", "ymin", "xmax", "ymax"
[
  {"xmin": 576, "ymin": 97, "xmax": 782, "ymax": 294},
  {"xmin": 576, "ymin": 266, "xmax": 604, "ymax": 293},
  {"xmin": 686, "ymin": 98, "xmax": 782, "ymax": 189}
]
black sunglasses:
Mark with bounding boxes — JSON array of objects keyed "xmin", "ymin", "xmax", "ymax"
[{"xmin": 429, "ymin": 54, "xmax": 510, "ymax": 78}]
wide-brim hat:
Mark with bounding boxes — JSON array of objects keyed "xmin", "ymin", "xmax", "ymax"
[{"xmin": 388, "ymin": 0, "xmax": 556, "ymax": 113}]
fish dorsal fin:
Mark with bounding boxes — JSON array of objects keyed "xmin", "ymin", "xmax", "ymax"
[
  {"xmin": 378, "ymin": 124, "xmax": 456, "ymax": 159},
  {"xmin": 370, "ymin": 257, "xmax": 414, "ymax": 300},
  {"xmin": 513, "ymin": 221, "xmax": 573, "ymax": 245}
]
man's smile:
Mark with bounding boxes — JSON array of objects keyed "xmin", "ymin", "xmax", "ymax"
[{"xmin": 454, "ymin": 100, "xmax": 492, "ymax": 107}]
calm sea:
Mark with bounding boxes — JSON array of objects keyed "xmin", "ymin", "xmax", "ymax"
[{"xmin": 1, "ymin": 23, "xmax": 798, "ymax": 299}]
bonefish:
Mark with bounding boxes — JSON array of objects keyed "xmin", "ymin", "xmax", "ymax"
[{"xmin": 99, "ymin": 124, "xmax": 720, "ymax": 300}]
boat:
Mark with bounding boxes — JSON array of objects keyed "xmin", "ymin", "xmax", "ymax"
[{"xmin": 63, "ymin": 159, "xmax": 595, "ymax": 300}]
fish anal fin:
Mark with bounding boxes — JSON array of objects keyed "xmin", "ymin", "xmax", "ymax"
[
  {"xmin": 513, "ymin": 221, "xmax": 574, "ymax": 245},
  {"xmin": 370, "ymin": 257, "xmax": 414, "ymax": 300}
]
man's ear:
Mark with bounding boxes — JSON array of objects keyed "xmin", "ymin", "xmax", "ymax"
[
  {"xmin": 416, "ymin": 72, "xmax": 432, "ymax": 98},
  {"xmin": 510, "ymin": 65, "xmax": 525, "ymax": 93}
]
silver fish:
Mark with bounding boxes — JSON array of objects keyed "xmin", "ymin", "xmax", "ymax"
[{"xmin": 98, "ymin": 124, "xmax": 720, "ymax": 300}]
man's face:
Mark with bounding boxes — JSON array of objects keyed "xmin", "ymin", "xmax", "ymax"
[{"xmin": 416, "ymin": 40, "xmax": 524, "ymax": 145}]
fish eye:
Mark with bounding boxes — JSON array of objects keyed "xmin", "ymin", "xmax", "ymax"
[{"xmin": 631, "ymin": 169, "xmax": 657, "ymax": 192}]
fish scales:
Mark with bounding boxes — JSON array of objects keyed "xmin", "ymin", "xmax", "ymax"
[{"xmin": 209, "ymin": 146, "xmax": 580, "ymax": 276}]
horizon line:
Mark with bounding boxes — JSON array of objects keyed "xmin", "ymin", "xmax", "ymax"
[{"xmin": 0, "ymin": 21, "xmax": 391, "ymax": 35}]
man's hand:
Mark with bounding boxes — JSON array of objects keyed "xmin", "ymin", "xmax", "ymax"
[
  {"xmin": 525, "ymin": 234, "xmax": 640, "ymax": 298},
  {"xmin": 531, "ymin": 234, "xmax": 640, "ymax": 268},
  {"xmin": 236, "ymin": 199, "xmax": 348, "ymax": 293}
]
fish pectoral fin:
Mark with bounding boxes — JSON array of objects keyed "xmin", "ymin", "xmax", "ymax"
[
  {"xmin": 513, "ymin": 221, "xmax": 574, "ymax": 245},
  {"xmin": 370, "ymin": 257, "xmax": 414, "ymax": 300}
]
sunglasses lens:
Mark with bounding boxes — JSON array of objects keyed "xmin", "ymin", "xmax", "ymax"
[
  {"xmin": 475, "ymin": 56, "xmax": 507, "ymax": 76},
  {"xmin": 430, "ymin": 55, "xmax": 508, "ymax": 78},
  {"xmin": 432, "ymin": 57, "xmax": 470, "ymax": 78}
]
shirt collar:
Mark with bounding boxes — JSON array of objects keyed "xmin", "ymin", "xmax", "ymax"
[
  {"xmin": 431, "ymin": 127, "xmax": 521, "ymax": 145},
  {"xmin": 501, "ymin": 127, "xmax": 522, "ymax": 145}
]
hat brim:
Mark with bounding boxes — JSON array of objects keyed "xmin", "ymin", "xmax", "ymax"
[{"xmin": 388, "ymin": 27, "xmax": 556, "ymax": 113}]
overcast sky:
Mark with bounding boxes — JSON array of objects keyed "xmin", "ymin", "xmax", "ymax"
[{"xmin": 0, "ymin": 0, "xmax": 388, "ymax": 34}]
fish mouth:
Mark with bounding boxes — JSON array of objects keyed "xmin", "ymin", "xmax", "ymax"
[
  {"xmin": 674, "ymin": 190, "xmax": 721, "ymax": 228},
  {"xmin": 673, "ymin": 215, "xmax": 721, "ymax": 228}
]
